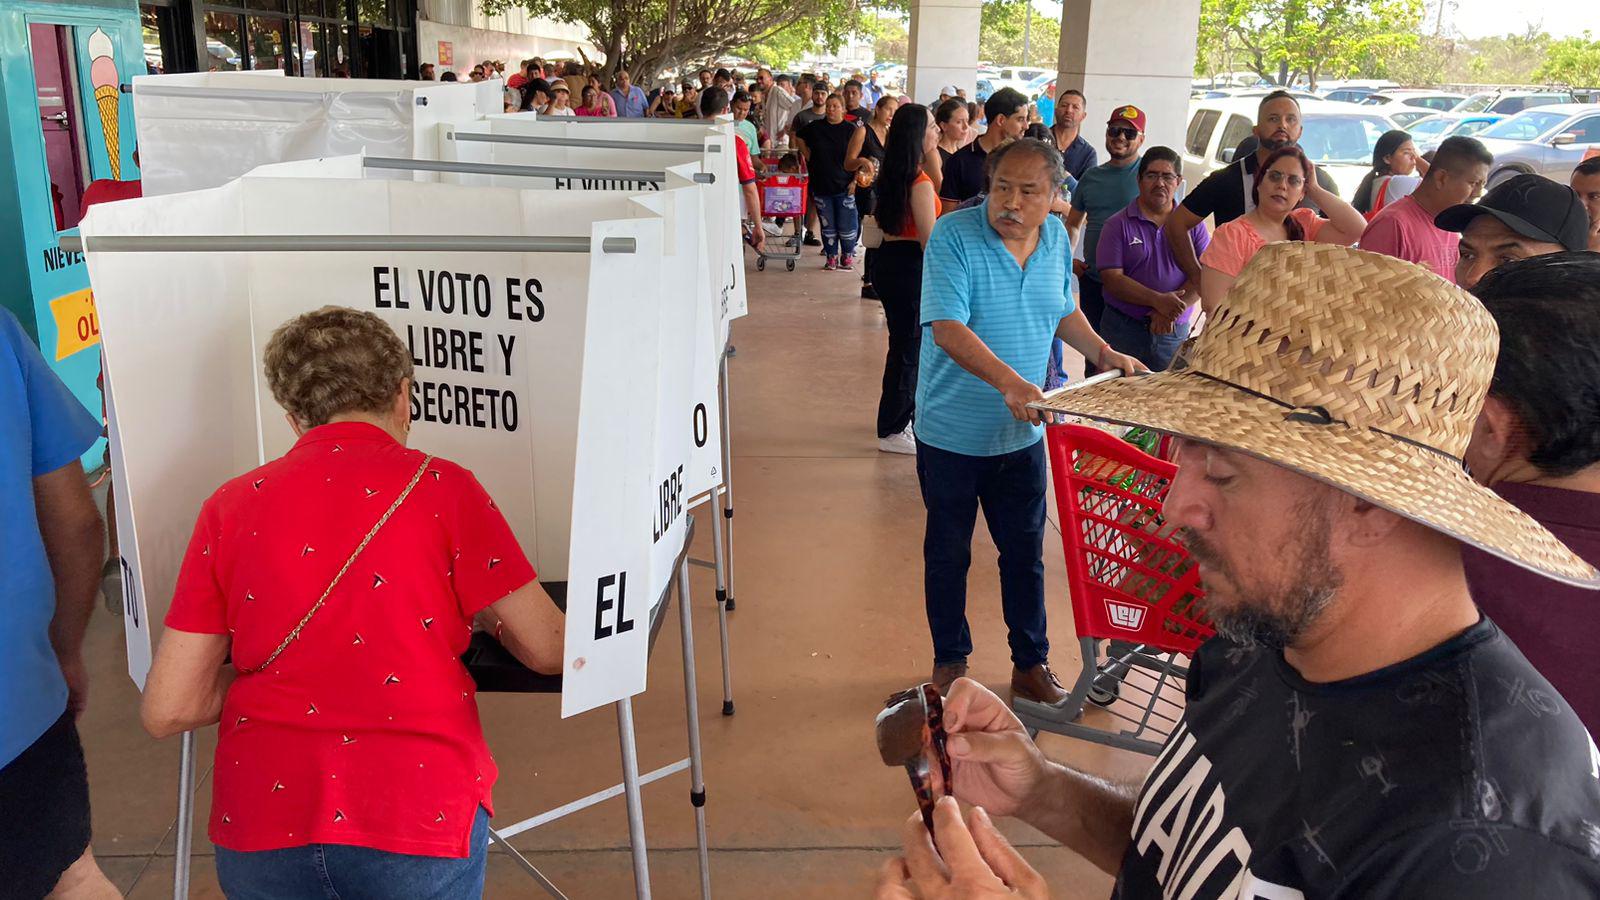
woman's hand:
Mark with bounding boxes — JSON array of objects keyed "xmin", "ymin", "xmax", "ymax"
[{"xmin": 875, "ymin": 798, "xmax": 1049, "ymax": 899}]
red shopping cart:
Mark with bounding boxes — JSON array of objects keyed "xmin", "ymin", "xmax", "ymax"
[
  {"xmin": 752, "ymin": 151, "xmax": 808, "ymax": 272},
  {"xmin": 1011, "ymin": 420, "xmax": 1214, "ymax": 755}
]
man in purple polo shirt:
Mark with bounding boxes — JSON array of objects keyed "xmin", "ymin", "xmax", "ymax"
[
  {"xmin": 1462, "ymin": 252, "xmax": 1600, "ymax": 737},
  {"xmin": 1093, "ymin": 147, "xmax": 1208, "ymax": 371}
]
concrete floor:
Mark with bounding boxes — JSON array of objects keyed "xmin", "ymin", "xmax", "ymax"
[{"xmin": 76, "ymin": 246, "xmax": 1156, "ymax": 898}]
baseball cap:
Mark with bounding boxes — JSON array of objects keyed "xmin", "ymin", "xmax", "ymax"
[
  {"xmin": 1434, "ymin": 173, "xmax": 1591, "ymax": 252},
  {"xmin": 1107, "ymin": 105, "xmax": 1147, "ymax": 133},
  {"xmin": 940, "ymin": 84, "xmax": 959, "ymax": 96}
]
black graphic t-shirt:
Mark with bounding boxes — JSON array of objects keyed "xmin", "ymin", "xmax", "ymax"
[{"xmin": 1113, "ymin": 618, "xmax": 1600, "ymax": 899}]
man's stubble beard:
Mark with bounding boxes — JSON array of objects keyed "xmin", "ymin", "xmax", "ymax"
[{"xmin": 1182, "ymin": 493, "xmax": 1343, "ymax": 650}]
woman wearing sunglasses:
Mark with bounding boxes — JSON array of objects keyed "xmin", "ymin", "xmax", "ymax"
[{"xmin": 1198, "ymin": 145, "xmax": 1365, "ymax": 312}]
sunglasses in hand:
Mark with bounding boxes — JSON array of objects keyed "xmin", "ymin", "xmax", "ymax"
[{"xmin": 875, "ymin": 683, "xmax": 954, "ymax": 839}]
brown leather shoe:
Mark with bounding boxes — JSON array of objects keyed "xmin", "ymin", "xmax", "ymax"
[
  {"xmin": 931, "ymin": 662, "xmax": 969, "ymax": 695},
  {"xmin": 1011, "ymin": 664, "xmax": 1071, "ymax": 706}
]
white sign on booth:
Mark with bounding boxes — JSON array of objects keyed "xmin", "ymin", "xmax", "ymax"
[{"xmin": 82, "ymin": 169, "xmax": 699, "ymax": 717}]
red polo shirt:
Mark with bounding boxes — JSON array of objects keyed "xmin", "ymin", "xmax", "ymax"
[{"xmin": 165, "ymin": 422, "xmax": 536, "ymax": 857}]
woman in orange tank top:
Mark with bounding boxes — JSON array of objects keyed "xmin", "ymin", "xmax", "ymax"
[{"xmin": 871, "ymin": 103, "xmax": 941, "ymax": 455}]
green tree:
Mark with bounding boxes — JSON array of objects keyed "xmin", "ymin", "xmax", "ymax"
[
  {"xmin": 482, "ymin": 0, "xmax": 866, "ymax": 81},
  {"xmin": 1195, "ymin": 0, "xmax": 1423, "ymax": 88},
  {"xmin": 1535, "ymin": 33, "xmax": 1600, "ymax": 86},
  {"xmin": 978, "ymin": 0, "xmax": 1060, "ymax": 68}
]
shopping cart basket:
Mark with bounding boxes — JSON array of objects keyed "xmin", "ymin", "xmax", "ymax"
[
  {"xmin": 1011, "ymin": 416, "xmax": 1213, "ymax": 755},
  {"xmin": 752, "ymin": 151, "xmax": 807, "ymax": 272}
]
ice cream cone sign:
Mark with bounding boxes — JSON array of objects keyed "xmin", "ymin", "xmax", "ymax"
[{"xmin": 88, "ymin": 28, "xmax": 121, "ymax": 180}]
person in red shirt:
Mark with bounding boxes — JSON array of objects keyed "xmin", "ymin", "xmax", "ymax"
[
  {"xmin": 698, "ymin": 86, "xmax": 765, "ymax": 253},
  {"xmin": 140, "ymin": 306, "xmax": 563, "ymax": 895}
]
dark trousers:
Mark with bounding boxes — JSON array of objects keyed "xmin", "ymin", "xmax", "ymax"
[
  {"xmin": 1079, "ymin": 274, "xmax": 1106, "ymax": 376},
  {"xmin": 875, "ymin": 241, "xmax": 923, "ymax": 437},
  {"xmin": 1097, "ymin": 302, "xmax": 1192, "ymax": 372},
  {"xmin": 916, "ymin": 438, "xmax": 1049, "ymax": 669}
]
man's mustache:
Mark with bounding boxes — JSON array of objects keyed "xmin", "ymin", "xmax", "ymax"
[{"xmin": 996, "ymin": 210, "xmax": 1025, "ymax": 225}]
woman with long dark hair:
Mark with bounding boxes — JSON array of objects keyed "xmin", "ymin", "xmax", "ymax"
[
  {"xmin": 1199, "ymin": 145, "xmax": 1365, "ymax": 311},
  {"xmin": 927, "ymin": 98, "xmax": 970, "ymax": 195},
  {"xmin": 847, "ymin": 95, "xmax": 898, "ymax": 297},
  {"xmin": 871, "ymin": 103, "xmax": 940, "ymax": 454},
  {"xmin": 1352, "ymin": 129, "xmax": 1430, "ymax": 216}
]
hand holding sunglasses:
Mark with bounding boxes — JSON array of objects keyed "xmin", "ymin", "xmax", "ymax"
[{"xmin": 877, "ymin": 683, "xmax": 954, "ymax": 838}]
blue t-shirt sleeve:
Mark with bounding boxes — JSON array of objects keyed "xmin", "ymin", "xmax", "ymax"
[
  {"xmin": 3, "ymin": 310, "xmax": 99, "ymax": 476},
  {"xmin": 921, "ymin": 219, "xmax": 972, "ymax": 327}
]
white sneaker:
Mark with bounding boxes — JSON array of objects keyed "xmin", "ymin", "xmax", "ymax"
[{"xmin": 878, "ymin": 425, "xmax": 917, "ymax": 455}]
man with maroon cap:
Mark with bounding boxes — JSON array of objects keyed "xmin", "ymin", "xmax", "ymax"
[{"xmin": 1064, "ymin": 104, "xmax": 1146, "ymax": 370}]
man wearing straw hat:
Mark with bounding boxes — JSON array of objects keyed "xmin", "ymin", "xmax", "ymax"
[{"xmin": 877, "ymin": 243, "xmax": 1600, "ymax": 899}]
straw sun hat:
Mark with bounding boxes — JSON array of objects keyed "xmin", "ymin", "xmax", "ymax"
[{"xmin": 1037, "ymin": 241, "xmax": 1599, "ymax": 588}]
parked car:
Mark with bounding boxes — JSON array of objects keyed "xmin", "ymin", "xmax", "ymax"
[
  {"xmin": 974, "ymin": 78, "xmax": 996, "ymax": 103},
  {"xmin": 1388, "ymin": 108, "xmax": 1435, "ymax": 128},
  {"xmin": 1360, "ymin": 90, "xmax": 1467, "ymax": 112},
  {"xmin": 1181, "ymin": 97, "xmax": 1397, "ymax": 200},
  {"xmin": 1323, "ymin": 88, "xmax": 1377, "ymax": 104},
  {"xmin": 1404, "ymin": 113, "xmax": 1506, "ymax": 152},
  {"xmin": 1453, "ymin": 90, "xmax": 1576, "ymax": 115},
  {"xmin": 1025, "ymin": 73, "xmax": 1054, "ymax": 98},
  {"xmin": 1472, "ymin": 103, "xmax": 1600, "ymax": 187}
]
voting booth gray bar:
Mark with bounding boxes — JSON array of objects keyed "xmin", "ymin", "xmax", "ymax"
[
  {"xmin": 451, "ymin": 132, "xmax": 713, "ymax": 154},
  {"xmin": 362, "ymin": 155, "xmax": 717, "ymax": 184},
  {"xmin": 61, "ymin": 235, "xmax": 640, "ymax": 254}
]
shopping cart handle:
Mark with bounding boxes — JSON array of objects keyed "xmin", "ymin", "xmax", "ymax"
[{"xmin": 1030, "ymin": 369, "xmax": 1126, "ymax": 411}]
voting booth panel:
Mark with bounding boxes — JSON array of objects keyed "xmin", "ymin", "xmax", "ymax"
[
  {"xmin": 132, "ymin": 71, "xmax": 490, "ymax": 197},
  {"xmin": 81, "ymin": 174, "xmax": 697, "ymax": 717},
  {"xmin": 451, "ymin": 115, "xmax": 748, "ymax": 327}
]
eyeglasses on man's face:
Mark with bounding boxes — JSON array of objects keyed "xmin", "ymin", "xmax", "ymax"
[
  {"xmin": 1141, "ymin": 171, "xmax": 1180, "ymax": 185},
  {"xmin": 1107, "ymin": 126, "xmax": 1140, "ymax": 140}
]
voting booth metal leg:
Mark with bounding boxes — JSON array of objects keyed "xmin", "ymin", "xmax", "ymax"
[
  {"xmin": 675, "ymin": 560, "xmax": 714, "ymax": 899},
  {"xmin": 615, "ymin": 697, "xmax": 652, "ymax": 899},
  {"xmin": 708, "ymin": 487, "xmax": 735, "ymax": 716},
  {"xmin": 173, "ymin": 731, "xmax": 196, "ymax": 899},
  {"xmin": 717, "ymin": 352, "xmax": 737, "ymax": 611}
]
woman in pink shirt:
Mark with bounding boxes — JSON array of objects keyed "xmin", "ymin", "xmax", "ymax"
[
  {"xmin": 574, "ymin": 85, "xmax": 608, "ymax": 117},
  {"xmin": 1199, "ymin": 145, "xmax": 1366, "ymax": 312}
]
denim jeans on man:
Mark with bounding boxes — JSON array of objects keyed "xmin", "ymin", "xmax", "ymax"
[
  {"xmin": 916, "ymin": 202, "xmax": 1074, "ymax": 669},
  {"xmin": 813, "ymin": 192, "xmax": 859, "ymax": 259},
  {"xmin": 1096, "ymin": 302, "xmax": 1192, "ymax": 371},
  {"xmin": 917, "ymin": 439, "xmax": 1049, "ymax": 668},
  {"xmin": 215, "ymin": 805, "xmax": 489, "ymax": 900}
]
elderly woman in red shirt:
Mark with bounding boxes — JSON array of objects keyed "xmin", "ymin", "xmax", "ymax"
[{"xmin": 141, "ymin": 306, "xmax": 563, "ymax": 898}]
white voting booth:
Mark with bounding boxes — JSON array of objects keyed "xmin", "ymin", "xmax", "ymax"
[
  {"xmin": 131, "ymin": 71, "xmax": 501, "ymax": 197},
  {"xmin": 81, "ymin": 161, "xmax": 719, "ymax": 898},
  {"xmin": 437, "ymin": 113, "xmax": 751, "ymax": 664}
]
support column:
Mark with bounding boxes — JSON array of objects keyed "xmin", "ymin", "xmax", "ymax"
[
  {"xmin": 906, "ymin": 0, "xmax": 981, "ymax": 106},
  {"xmin": 1056, "ymin": 0, "xmax": 1202, "ymax": 155}
]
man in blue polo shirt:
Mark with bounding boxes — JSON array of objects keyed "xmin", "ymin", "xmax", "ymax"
[
  {"xmin": 917, "ymin": 139, "xmax": 1146, "ymax": 702},
  {"xmin": 0, "ymin": 309, "xmax": 116, "ymax": 896},
  {"xmin": 1096, "ymin": 146, "xmax": 1208, "ymax": 371}
]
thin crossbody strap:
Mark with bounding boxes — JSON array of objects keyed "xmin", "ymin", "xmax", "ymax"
[{"xmin": 237, "ymin": 454, "xmax": 434, "ymax": 675}]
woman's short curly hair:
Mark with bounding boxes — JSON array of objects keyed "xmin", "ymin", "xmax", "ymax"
[{"xmin": 263, "ymin": 306, "xmax": 413, "ymax": 428}]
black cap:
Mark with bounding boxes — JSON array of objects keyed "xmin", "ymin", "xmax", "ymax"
[{"xmin": 1434, "ymin": 173, "xmax": 1591, "ymax": 252}]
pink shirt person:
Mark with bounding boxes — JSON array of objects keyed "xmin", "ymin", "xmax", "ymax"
[{"xmin": 1360, "ymin": 194, "xmax": 1460, "ymax": 282}]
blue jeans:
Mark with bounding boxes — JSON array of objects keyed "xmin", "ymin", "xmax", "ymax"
[
  {"xmin": 813, "ymin": 192, "xmax": 859, "ymax": 259},
  {"xmin": 215, "ymin": 805, "xmax": 489, "ymax": 900},
  {"xmin": 1097, "ymin": 302, "xmax": 1192, "ymax": 372},
  {"xmin": 916, "ymin": 438, "xmax": 1049, "ymax": 669}
]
